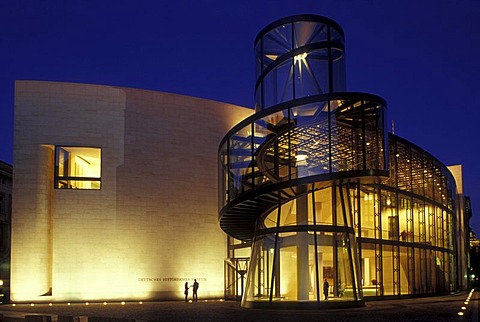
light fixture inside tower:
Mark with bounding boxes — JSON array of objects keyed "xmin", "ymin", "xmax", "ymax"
[{"xmin": 294, "ymin": 52, "xmax": 308, "ymax": 64}]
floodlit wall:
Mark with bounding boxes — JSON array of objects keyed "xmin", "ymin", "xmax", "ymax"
[
  {"xmin": 448, "ymin": 164, "xmax": 468, "ymax": 291},
  {"xmin": 11, "ymin": 80, "xmax": 253, "ymax": 302}
]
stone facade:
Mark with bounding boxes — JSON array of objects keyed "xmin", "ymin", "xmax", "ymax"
[{"xmin": 11, "ymin": 80, "xmax": 253, "ymax": 302}]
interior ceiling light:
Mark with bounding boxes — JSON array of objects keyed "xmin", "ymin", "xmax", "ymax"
[
  {"xmin": 265, "ymin": 54, "xmax": 278, "ymax": 61},
  {"xmin": 294, "ymin": 52, "xmax": 308, "ymax": 64}
]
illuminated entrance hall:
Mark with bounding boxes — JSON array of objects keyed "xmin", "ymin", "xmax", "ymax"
[{"xmin": 218, "ymin": 15, "xmax": 463, "ymax": 308}]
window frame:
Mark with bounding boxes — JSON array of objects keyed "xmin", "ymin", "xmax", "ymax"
[{"xmin": 54, "ymin": 145, "xmax": 102, "ymax": 190}]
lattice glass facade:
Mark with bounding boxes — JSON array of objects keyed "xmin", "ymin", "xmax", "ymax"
[{"xmin": 219, "ymin": 15, "xmax": 465, "ymax": 309}]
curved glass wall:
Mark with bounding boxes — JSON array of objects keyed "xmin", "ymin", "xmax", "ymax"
[
  {"xmin": 238, "ymin": 134, "xmax": 457, "ymax": 307},
  {"xmin": 219, "ymin": 15, "xmax": 460, "ymax": 309},
  {"xmin": 243, "ymin": 185, "xmax": 362, "ymax": 307},
  {"xmin": 359, "ymin": 133, "xmax": 457, "ymax": 296},
  {"xmin": 219, "ymin": 91, "xmax": 387, "ymax": 307},
  {"xmin": 219, "ymin": 93, "xmax": 388, "ymax": 218},
  {"xmin": 255, "ymin": 15, "xmax": 346, "ymax": 111}
]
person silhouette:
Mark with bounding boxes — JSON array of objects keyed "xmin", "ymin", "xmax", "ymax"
[
  {"xmin": 192, "ymin": 279, "xmax": 199, "ymax": 301},
  {"xmin": 323, "ymin": 278, "xmax": 329, "ymax": 300},
  {"xmin": 184, "ymin": 282, "xmax": 189, "ymax": 302}
]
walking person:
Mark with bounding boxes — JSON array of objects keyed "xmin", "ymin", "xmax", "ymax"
[
  {"xmin": 323, "ymin": 278, "xmax": 329, "ymax": 300},
  {"xmin": 184, "ymin": 282, "xmax": 190, "ymax": 302},
  {"xmin": 192, "ymin": 279, "xmax": 199, "ymax": 301}
]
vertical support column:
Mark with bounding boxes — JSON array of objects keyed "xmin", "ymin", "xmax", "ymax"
[
  {"xmin": 373, "ymin": 187, "xmax": 383, "ymax": 296},
  {"xmin": 269, "ymin": 197, "xmax": 282, "ymax": 302},
  {"xmin": 311, "ymin": 187, "xmax": 321, "ymax": 301},
  {"xmin": 296, "ymin": 190, "xmax": 309, "ymax": 300},
  {"xmin": 407, "ymin": 246, "xmax": 415, "ymax": 294},
  {"xmin": 393, "ymin": 246, "xmax": 400, "ymax": 295},
  {"xmin": 257, "ymin": 248, "xmax": 263, "ymax": 297},
  {"xmin": 11, "ymin": 145, "xmax": 53, "ymax": 300}
]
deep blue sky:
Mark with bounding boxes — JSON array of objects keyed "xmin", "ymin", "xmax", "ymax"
[{"xmin": 1, "ymin": 0, "xmax": 479, "ymax": 233}]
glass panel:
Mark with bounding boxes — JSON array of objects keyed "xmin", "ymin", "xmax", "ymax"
[
  {"xmin": 262, "ymin": 59, "xmax": 293, "ymax": 108},
  {"xmin": 314, "ymin": 188, "xmax": 333, "ymax": 225},
  {"xmin": 414, "ymin": 247, "xmax": 426, "ymax": 293},
  {"xmin": 361, "ymin": 243, "xmax": 378, "ymax": 296},
  {"xmin": 279, "ymin": 244, "xmax": 298, "ymax": 300},
  {"xmin": 329, "ymin": 26, "xmax": 344, "ymax": 44},
  {"xmin": 255, "ymin": 40, "xmax": 262, "ymax": 81},
  {"xmin": 331, "ymin": 49, "xmax": 346, "ymax": 92},
  {"xmin": 360, "ymin": 186, "xmax": 376, "ymax": 238},
  {"xmin": 252, "ymin": 119, "xmax": 274, "ymax": 188},
  {"xmin": 291, "ymin": 102, "xmax": 330, "ymax": 177},
  {"xmin": 246, "ymin": 227, "xmax": 360, "ymax": 303},
  {"xmin": 411, "ymin": 150, "xmax": 424, "ymax": 195},
  {"xmin": 382, "ymin": 245, "xmax": 394, "ymax": 295},
  {"xmin": 382, "ymin": 192, "xmax": 398, "ymax": 241},
  {"xmin": 436, "ymin": 206, "xmax": 444, "ymax": 248},
  {"xmin": 399, "ymin": 246, "xmax": 410, "ymax": 294},
  {"xmin": 294, "ymin": 21, "xmax": 328, "ymax": 48},
  {"xmin": 228, "ymin": 125, "xmax": 252, "ymax": 199},
  {"xmin": 425, "ymin": 203, "xmax": 435, "ymax": 246},
  {"xmin": 294, "ymin": 48, "xmax": 330, "ymax": 97},
  {"xmin": 398, "ymin": 194, "xmax": 412, "ymax": 242},
  {"xmin": 363, "ymin": 101, "xmax": 385, "ymax": 171},
  {"xmin": 55, "ymin": 146, "xmax": 101, "ymax": 190},
  {"xmin": 254, "ymin": 85, "xmax": 262, "ymax": 111},
  {"xmin": 243, "ymin": 235, "xmax": 267, "ymax": 302},
  {"xmin": 255, "ymin": 110, "xmax": 290, "ymax": 184},
  {"xmin": 263, "ymin": 200, "xmax": 291, "ymax": 228},
  {"xmin": 412, "ymin": 199, "xmax": 422, "ymax": 243},
  {"xmin": 335, "ymin": 232, "xmax": 357, "ymax": 300},
  {"xmin": 423, "ymin": 157, "xmax": 434, "ymax": 200},
  {"xmin": 396, "ymin": 143, "xmax": 411, "ymax": 192},
  {"xmin": 385, "ymin": 140, "xmax": 397, "ymax": 188},
  {"xmin": 262, "ymin": 24, "xmax": 292, "ymax": 71},
  {"xmin": 280, "ymin": 201, "xmax": 296, "ymax": 227},
  {"xmin": 264, "ymin": 188, "xmax": 336, "ymax": 228},
  {"xmin": 444, "ymin": 210, "xmax": 452, "ymax": 250}
]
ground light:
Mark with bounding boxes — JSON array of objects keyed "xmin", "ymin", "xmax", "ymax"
[
  {"xmin": 458, "ymin": 288, "xmax": 475, "ymax": 316},
  {"xmin": 8, "ymin": 299, "xmax": 225, "ymax": 307}
]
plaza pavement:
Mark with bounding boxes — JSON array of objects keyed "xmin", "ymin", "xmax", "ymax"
[{"xmin": 0, "ymin": 290, "xmax": 477, "ymax": 322}]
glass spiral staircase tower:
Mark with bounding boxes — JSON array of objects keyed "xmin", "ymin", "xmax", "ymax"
[{"xmin": 219, "ymin": 15, "xmax": 388, "ymax": 308}]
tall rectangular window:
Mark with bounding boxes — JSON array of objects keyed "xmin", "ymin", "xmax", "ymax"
[
  {"xmin": 0, "ymin": 194, "xmax": 4, "ymax": 215},
  {"xmin": 55, "ymin": 146, "xmax": 101, "ymax": 189}
]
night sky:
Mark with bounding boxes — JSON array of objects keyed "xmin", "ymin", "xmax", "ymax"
[{"xmin": 1, "ymin": 1, "xmax": 479, "ymax": 233}]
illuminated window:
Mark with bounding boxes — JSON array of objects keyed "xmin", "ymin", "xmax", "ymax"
[{"xmin": 55, "ymin": 146, "xmax": 101, "ymax": 189}]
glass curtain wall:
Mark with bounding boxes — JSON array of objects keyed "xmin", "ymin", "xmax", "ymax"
[
  {"xmin": 239, "ymin": 134, "xmax": 458, "ymax": 305},
  {"xmin": 254, "ymin": 15, "xmax": 346, "ymax": 112},
  {"xmin": 354, "ymin": 135, "xmax": 457, "ymax": 297},
  {"xmin": 219, "ymin": 15, "xmax": 459, "ymax": 309},
  {"xmin": 243, "ymin": 186, "xmax": 360, "ymax": 304}
]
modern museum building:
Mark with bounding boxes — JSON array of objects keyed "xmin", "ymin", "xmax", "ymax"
[{"xmin": 11, "ymin": 15, "xmax": 469, "ymax": 308}]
